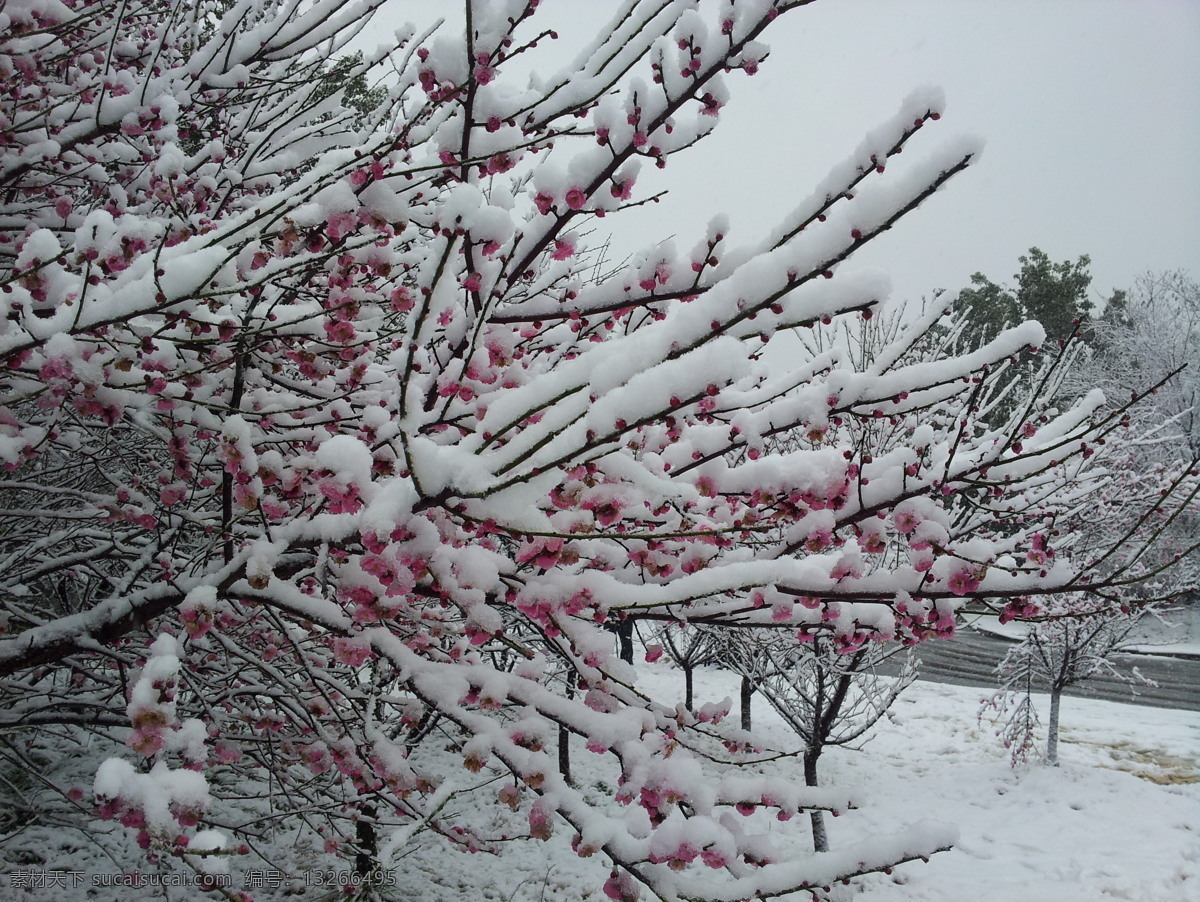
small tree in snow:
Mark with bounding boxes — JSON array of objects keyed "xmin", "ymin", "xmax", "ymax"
[
  {"xmin": 650, "ymin": 622, "xmax": 720, "ymax": 713},
  {"xmin": 724, "ymin": 630, "xmax": 917, "ymax": 852},
  {"xmin": 1, "ymin": 1, "xmax": 1196, "ymax": 899},
  {"xmin": 983, "ymin": 598, "xmax": 1163, "ymax": 766}
]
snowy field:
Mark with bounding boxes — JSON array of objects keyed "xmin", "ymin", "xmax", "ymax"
[
  {"xmin": 388, "ymin": 663, "xmax": 1198, "ymax": 902},
  {"xmin": 3, "ymin": 659, "xmax": 1195, "ymax": 902}
]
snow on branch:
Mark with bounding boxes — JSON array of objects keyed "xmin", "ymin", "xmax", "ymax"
[{"xmin": 0, "ymin": 1, "xmax": 1194, "ymax": 899}]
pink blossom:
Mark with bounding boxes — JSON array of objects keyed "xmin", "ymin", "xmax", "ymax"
[
  {"xmin": 390, "ymin": 286, "xmax": 414, "ymax": 312},
  {"xmin": 516, "ymin": 537, "xmax": 564, "ymax": 570},
  {"xmin": 127, "ymin": 727, "xmax": 165, "ymax": 757},
  {"xmin": 485, "ymin": 152, "xmax": 514, "ymax": 173},
  {"xmin": 603, "ymin": 869, "xmax": 640, "ymax": 902},
  {"xmin": 583, "ymin": 495, "xmax": 623, "ymax": 526},
  {"xmin": 333, "ymin": 638, "xmax": 372, "ymax": 667},
  {"xmin": 325, "ymin": 210, "xmax": 356, "ymax": 241},
  {"xmin": 564, "ymin": 187, "xmax": 587, "ymax": 210},
  {"xmin": 804, "ymin": 529, "xmax": 832, "ymax": 553},
  {"xmin": 528, "ymin": 803, "xmax": 554, "ymax": 840},
  {"xmin": 610, "ymin": 179, "xmax": 633, "ymax": 200},
  {"xmin": 947, "ymin": 566, "xmax": 981, "ymax": 596},
  {"xmin": 323, "ymin": 319, "xmax": 356, "ymax": 343},
  {"xmin": 318, "ymin": 479, "xmax": 361, "ymax": 514},
  {"xmin": 861, "ymin": 530, "xmax": 887, "ymax": 553}
]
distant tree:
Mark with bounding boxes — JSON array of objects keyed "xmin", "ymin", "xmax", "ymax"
[
  {"xmin": 1063, "ymin": 271, "xmax": 1200, "ymax": 606},
  {"xmin": 983, "ymin": 290, "xmax": 1200, "ymax": 767},
  {"xmin": 983, "ymin": 599, "xmax": 1163, "ymax": 766},
  {"xmin": 1014, "ymin": 248, "xmax": 1094, "ymax": 347},
  {"xmin": 952, "ymin": 248, "xmax": 1096, "ymax": 429},
  {"xmin": 957, "ymin": 247, "xmax": 1094, "ymax": 352},
  {"xmin": 706, "ymin": 629, "xmax": 759, "ymax": 731},
  {"xmin": 724, "ymin": 631, "xmax": 918, "ymax": 851},
  {"xmin": 316, "ymin": 51, "xmax": 390, "ymax": 119},
  {"xmin": 1081, "ymin": 271, "xmax": 1199, "ymax": 458},
  {"xmin": 651, "ymin": 622, "xmax": 720, "ymax": 712},
  {"xmin": 956, "ymin": 273, "xmax": 1022, "ymax": 350}
]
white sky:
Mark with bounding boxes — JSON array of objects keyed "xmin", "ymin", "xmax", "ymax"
[{"xmin": 377, "ymin": 0, "xmax": 1200, "ymax": 306}]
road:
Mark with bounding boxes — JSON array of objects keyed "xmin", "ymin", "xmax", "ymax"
[{"xmin": 886, "ymin": 628, "xmax": 1200, "ymax": 712}]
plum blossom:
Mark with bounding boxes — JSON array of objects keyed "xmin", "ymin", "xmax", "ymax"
[{"xmin": 947, "ymin": 565, "xmax": 983, "ymax": 596}]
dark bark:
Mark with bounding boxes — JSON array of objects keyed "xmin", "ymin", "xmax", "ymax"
[
  {"xmin": 354, "ymin": 803, "xmax": 378, "ymax": 882},
  {"xmin": 740, "ymin": 674, "xmax": 753, "ymax": 731},
  {"xmin": 559, "ymin": 670, "xmax": 575, "ymax": 784},
  {"xmin": 617, "ymin": 618, "xmax": 634, "ymax": 665}
]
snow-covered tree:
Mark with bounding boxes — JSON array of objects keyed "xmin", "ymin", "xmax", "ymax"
[
  {"xmin": 723, "ymin": 630, "xmax": 918, "ymax": 852},
  {"xmin": 983, "ymin": 599, "xmax": 1163, "ymax": 767},
  {"xmin": 650, "ymin": 622, "xmax": 720, "ymax": 712},
  {"xmin": 1, "ymin": 1, "xmax": 1195, "ymax": 899},
  {"xmin": 1076, "ymin": 272, "xmax": 1200, "ymax": 577},
  {"xmin": 977, "ymin": 270, "xmax": 1200, "ymax": 769},
  {"xmin": 1084, "ymin": 271, "xmax": 1199, "ymax": 461}
]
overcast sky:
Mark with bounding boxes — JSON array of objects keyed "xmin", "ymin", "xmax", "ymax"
[{"xmin": 380, "ymin": 1, "xmax": 1199, "ymax": 307}]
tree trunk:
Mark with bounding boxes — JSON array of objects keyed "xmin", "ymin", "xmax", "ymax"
[
  {"xmin": 558, "ymin": 722, "xmax": 572, "ymax": 784},
  {"xmin": 1047, "ymin": 683, "xmax": 1062, "ymax": 766},
  {"xmin": 740, "ymin": 674, "xmax": 753, "ymax": 731},
  {"xmin": 803, "ymin": 752, "xmax": 828, "ymax": 852},
  {"xmin": 559, "ymin": 670, "xmax": 575, "ymax": 784},
  {"xmin": 617, "ymin": 618, "xmax": 634, "ymax": 664},
  {"xmin": 354, "ymin": 803, "xmax": 378, "ymax": 885},
  {"xmin": 684, "ymin": 663, "xmax": 694, "ymax": 712}
]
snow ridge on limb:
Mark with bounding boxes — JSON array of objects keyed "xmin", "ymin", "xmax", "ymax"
[{"xmin": 1, "ymin": 1, "xmax": 1195, "ymax": 900}]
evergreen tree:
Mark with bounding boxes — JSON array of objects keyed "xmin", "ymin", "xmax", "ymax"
[{"xmin": 957, "ymin": 247, "xmax": 1093, "ymax": 352}]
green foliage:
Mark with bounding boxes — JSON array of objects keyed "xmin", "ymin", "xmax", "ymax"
[
  {"xmin": 952, "ymin": 248, "xmax": 1097, "ymax": 427},
  {"xmin": 1016, "ymin": 247, "xmax": 1093, "ymax": 344},
  {"xmin": 956, "ymin": 273, "xmax": 1021, "ymax": 348},
  {"xmin": 316, "ymin": 51, "xmax": 388, "ymax": 118},
  {"xmin": 958, "ymin": 247, "xmax": 1093, "ymax": 351}
]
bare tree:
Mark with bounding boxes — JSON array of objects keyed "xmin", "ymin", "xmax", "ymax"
[
  {"xmin": 723, "ymin": 630, "xmax": 918, "ymax": 851},
  {"xmin": 651, "ymin": 622, "xmax": 720, "ymax": 713},
  {"xmin": 983, "ymin": 599, "xmax": 1164, "ymax": 766}
]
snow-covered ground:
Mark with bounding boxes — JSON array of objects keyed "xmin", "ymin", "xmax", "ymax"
[
  {"xmin": 3, "ymin": 661, "xmax": 1196, "ymax": 901},
  {"xmin": 389, "ymin": 662, "xmax": 1199, "ymax": 902}
]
